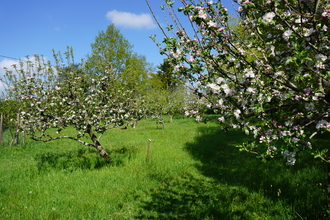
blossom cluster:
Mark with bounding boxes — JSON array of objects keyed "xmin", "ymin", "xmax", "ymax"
[
  {"xmin": 183, "ymin": 106, "xmax": 200, "ymax": 120},
  {"xmin": 282, "ymin": 150, "xmax": 297, "ymax": 165}
]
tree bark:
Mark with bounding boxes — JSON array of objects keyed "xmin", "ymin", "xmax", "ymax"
[
  {"xmin": 156, "ymin": 117, "xmax": 166, "ymax": 129},
  {"xmin": 327, "ymin": 151, "xmax": 330, "ymax": 209},
  {"xmin": 87, "ymin": 125, "xmax": 111, "ymax": 162},
  {"xmin": 0, "ymin": 114, "xmax": 3, "ymax": 145},
  {"xmin": 169, "ymin": 115, "xmax": 173, "ymax": 123},
  {"xmin": 11, "ymin": 113, "xmax": 20, "ymax": 146}
]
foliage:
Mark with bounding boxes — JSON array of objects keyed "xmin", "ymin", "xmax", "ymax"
[
  {"xmin": 86, "ymin": 23, "xmax": 133, "ymax": 75},
  {"xmin": 146, "ymin": 0, "xmax": 330, "ymax": 164},
  {"xmin": 0, "ymin": 99, "xmax": 18, "ymax": 130},
  {"xmin": 0, "ymin": 99, "xmax": 21, "ymax": 145},
  {"xmin": 154, "ymin": 59, "xmax": 185, "ymax": 91},
  {"xmin": 86, "ymin": 23, "xmax": 150, "ymax": 95}
]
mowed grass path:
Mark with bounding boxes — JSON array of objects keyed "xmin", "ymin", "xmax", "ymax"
[{"xmin": 0, "ymin": 117, "xmax": 328, "ymax": 219}]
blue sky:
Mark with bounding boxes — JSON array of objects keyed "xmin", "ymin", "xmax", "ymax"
[
  {"xmin": 0, "ymin": 0, "xmax": 165, "ymax": 65},
  {"xmin": 0, "ymin": 0, "xmax": 237, "ymax": 83}
]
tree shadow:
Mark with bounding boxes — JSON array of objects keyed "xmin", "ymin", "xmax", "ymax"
[
  {"xmin": 186, "ymin": 127, "xmax": 328, "ymax": 219},
  {"xmin": 34, "ymin": 144, "xmax": 140, "ymax": 172},
  {"xmin": 136, "ymin": 172, "xmax": 266, "ymax": 219},
  {"xmin": 137, "ymin": 126, "xmax": 328, "ymax": 219},
  {"xmin": 34, "ymin": 147, "xmax": 109, "ymax": 172}
]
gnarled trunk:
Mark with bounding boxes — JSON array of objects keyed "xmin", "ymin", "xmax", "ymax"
[
  {"xmin": 156, "ymin": 116, "xmax": 166, "ymax": 129},
  {"xmin": 87, "ymin": 125, "xmax": 111, "ymax": 162}
]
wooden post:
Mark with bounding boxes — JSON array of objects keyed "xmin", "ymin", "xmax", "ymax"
[
  {"xmin": 0, "ymin": 114, "xmax": 3, "ymax": 145},
  {"xmin": 14, "ymin": 112, "xmax": 19, "ymax": 145},
  {"xmin": 146, "ymin": 139, "xmax": 151, "ymax": 162}
]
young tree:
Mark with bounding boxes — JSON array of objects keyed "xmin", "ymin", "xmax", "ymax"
[
  {"xmin": 86, "ymin": 24, "xmax": 132, "ymax": 75},
  {"xmin": 144, "ymin": 87, "xmax": 169, "ymax": 129},
  {"xmin": 166, "ymin": 84, "xmax": 188, "ymax": 122},
  {"xmin": 144, "ymin": 60, "xmax": 187, "ymax": 126},
  {"xmin": 146, "ymin": 60, "xmax": 187, "ymax": 123},
  {"xmin": 147, "ymin": 0, "xmax": 329, "ymax": 207},
  {"xmin": 1, "ymin": 49, "xmax": 144, "ymax": 162}
]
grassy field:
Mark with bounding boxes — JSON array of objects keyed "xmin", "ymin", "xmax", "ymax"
[{"xmin": 0, "ymin": 117, "xmax": 328, "ymax": 219}]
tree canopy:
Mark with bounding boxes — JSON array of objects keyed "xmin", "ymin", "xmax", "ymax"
[
  {"xmin": 146, "ymin": 0, "xmax": 329, "ymax": 162},
  {"xmin": 86, "ymin": 24, "xmax": 150, "ymax": 96}
]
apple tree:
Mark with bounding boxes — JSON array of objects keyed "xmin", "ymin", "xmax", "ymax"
[{"xmin": 1, "ymin": 48, "xmax": 144, "ymax": 162}]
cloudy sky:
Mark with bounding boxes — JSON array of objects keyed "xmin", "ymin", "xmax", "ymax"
[{"xmin": 0, "ymin": 0, "xmax": 237, "ymax": 92}]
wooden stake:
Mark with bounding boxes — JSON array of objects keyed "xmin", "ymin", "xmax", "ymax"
[
  {"xmin": 0, "ymin": 114, "xmax": 3, "ymax": 145},
  {"xmin": 146, "ymin": 139, "xmax": 151, "ymax": 162}
]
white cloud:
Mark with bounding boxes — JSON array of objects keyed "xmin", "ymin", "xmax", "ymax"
[
  {"xmin": 0, "ymin": 56, "xmax": 51, "ymax": 95},
  {"xmin": 106, "ymin": 10, "xmax": 156, "ymax": 29},
  {"xmin": 0, "ymin": 58, "xmax": 19, "ymax": 94}
]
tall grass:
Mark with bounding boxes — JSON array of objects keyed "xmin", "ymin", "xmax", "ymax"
[{"xmin": 0, "ymin": 117, "xmax": 328, "ymax": 219}]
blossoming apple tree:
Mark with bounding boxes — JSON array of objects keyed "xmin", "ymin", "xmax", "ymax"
[
  {"xmin": 1, "ymin": 48, "xmax": 144, "ymax": 162},
  {"xmin": 146, "ymin": 0, "xmax": 329, "ymax": 165}
]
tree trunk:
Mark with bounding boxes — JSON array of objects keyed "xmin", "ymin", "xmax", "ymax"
[
  {"xmin": 156, "ymin": 117, "xmax": 166, "ymax": 129},
  {"xmin": 327, "ymin": 151, "xmax": 330, "ymax": 209},
  {"xmin": 0, "ymin": 114, "xmax": 3, "ymax": 145},
  {"xmin": 169, "ymin": 115, "xmax": 173, "ymax": 123},
  {"xmin": 87, "ymin": 125, "xmax": 111, "ymax": 162},
  {"xmin": 132, "ymin": 118, "xmax": 140, "ymax": 128},
  {"xmin": 11, "ymin": 113, "xmax": 20, "ymax": 146}
]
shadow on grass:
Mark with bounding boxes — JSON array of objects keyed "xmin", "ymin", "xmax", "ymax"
[
  {"xmin": 137, "ymin": 127, "xmax": 328, "ymax": 219},
  {"xmin": 34, "ymin": 147, "xmax": 109, "ymax": 172},
  {"xmin": 136, "ymin": 172, "xmax": 272, "ymax": 219},
  {"xmin": 34, "ymin": 144, "xmax": 139, "ymax": 172}
]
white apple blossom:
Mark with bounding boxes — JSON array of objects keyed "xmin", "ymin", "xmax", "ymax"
[
  {"xmin": 207, "ymin": 20, "xmax": 217, "ymax": 28},
  {"xmin": 246, "ymin": 87, "xmax": 256, "ymax": 94},
  {"xmin": 207, "ymin": 83, "xmax": 220, "ymax": 93},
  {"xmin": 316, "ymin": 119, "xmax": 329, "ymax": 129},
  {"xmin": 282, "ymin": 29, "xmax": 293, "ymax": 41},
  {"xmin": 215, "ymin": 77, "xmax": 225, "ymax": 84},
  {"xmin": 315, "ymin": 54, "xmax": 327, "ymax": 62},
  {"xmin": 303, "ymin": 28, "xmax": 315, "ymax": 37},
  {"xmin": 268, "ymin": 146, "xmax": 277, "ymax": 151},
  {"xmin": 244, "ymin": 68, "xmax": 255, "ymax": 78},
  {"xmin": 262, "ymin": 12, "xmax": 276, "ymax": 24},
  {"xmin": 170, "ymin": 50, "xmax": 182, "ymax": 59},
  {"xmin": 221, "ymin": 84, "xmax": 231, "ymax": 96},
  {"xmin": 218, "ymin": 116, "xmax": 225, "ymax": 122},
  {"xmin": 198, "ymin": 10, "xmax": 208, "ymax": 19},
  {"xmin": 234, "ymin": 109, "xmax": 241, "ymax": 119}
]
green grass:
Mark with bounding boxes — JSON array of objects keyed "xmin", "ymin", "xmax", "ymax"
[{"xmin": 0, "ymin": 116, "xmax": 328, "ymax": 219}]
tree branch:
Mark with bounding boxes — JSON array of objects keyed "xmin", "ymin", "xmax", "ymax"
[{"xmin": 31, "ymin": 135, "xmax": 94, "ymax": 147}]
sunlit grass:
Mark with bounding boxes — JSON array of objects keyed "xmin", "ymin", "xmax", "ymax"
[{"xmin": 0, "ymin": 116, "xmax": 328, "ymax": 219}]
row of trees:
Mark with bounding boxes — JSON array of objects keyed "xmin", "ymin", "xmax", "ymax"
[{"xmin": 0, "ymin": 24, "xmax": 197, "ymax": 160}]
